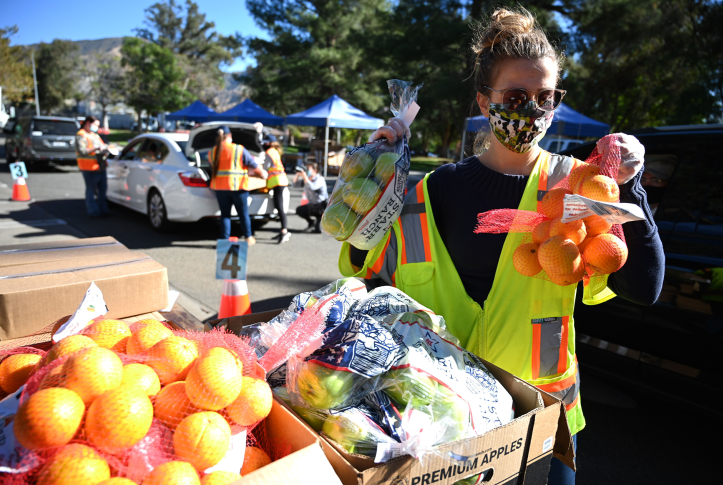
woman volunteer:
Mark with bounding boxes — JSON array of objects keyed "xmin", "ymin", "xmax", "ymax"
[
  {"xmin": 339, "ymin": 8, "xmax": 664, "ymax": 484},
  {"xmin": 209, "ymin": 126, "xmax": 267, "ymax": 245},
  {"xmin": 262, "ymin": 135, "xmax": 291, "ymax": 244}
]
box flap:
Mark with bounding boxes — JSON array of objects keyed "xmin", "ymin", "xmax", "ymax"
[
  {"xmin": 0, "ymin": 237, "xmax": 127, "ymax": 267},
  {"xmin": 234, "ymin": 443, "xmax": 342, "ymax": 485},
  {"xmin": 538, "ymin": 390, "xmax": 575, "ymax": 471}
]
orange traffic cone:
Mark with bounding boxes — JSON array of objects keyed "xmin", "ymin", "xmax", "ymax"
[
  {"xmin": 218, "ymin": 237, "xmax": 252, "ymax": 318},
  {"xmin": 11, "ymin": 177, "xmax": 31, "ymax": 202},
  {"xmin": 300, "ymin": 190, "xmax": 309, "ymax": 206}
]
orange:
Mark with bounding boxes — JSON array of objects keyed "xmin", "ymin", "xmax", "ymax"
[
  {"xmin": 0, "ymin": 353, "xmax": 41, "ymax": 393},
  {"xmin": 225, "ymin": 377, "xmax": 272, "ymax": 427},
  {"xmin": 98, "ymin": 480, "xmax": 138, "ymax": 485},
  {"xmin": 538, "ymin": 235, "xmax": 583, "ymax": 276},
  {"xmin": 86, "ymin": 385, "xmax": 154, "ymax": 454},
  {"xmin": 14, "ymin": 387, "xmax": 85, "ymax": 450},
  {"xmin": 141, "ymin": 461, "xmax": 200, "ymax": 485},
  {"xmin": 569, "ymin": 163, "xmax": 599, "ymax": 194},
  {"xmin": 126, "ymin": 321, "xmax": 173, "ymax": 355},
  {"xmin": 577, "ymin": 237, "xmax": 592, "ymax": 254},
  {"xmin": 531, "ymin": 220, "xmax": 551, "ymax": 245},
  {"xmin": 82, "ymin": 319, "xmax": 132, "ymax": 353},
  {"xmin": 240, "ymin": 446, "xmax": 271, "ymax": 475},
  {"xmin": 46, "ymin": 335, "xmax": 98, "ymax": 364},
  {"xmin": 185, "ymin": 347, "xmax": 243, "ymax": 411},
  {"xmin": 61, "ymin": 346, "xmax": 123, "ymax": 404},
  {"xmin": 512, "ymin": 243, "xmax": 543, "ymax": 277},
  {"xmin": 39, "ymin": 364, "xmax": 65, "ymax": 390},
  {"xmin": 540, "ymin": 188, "xmax": 571, "ymax": 220},
  {"xmin": 121, "ymin": 363, "xmax": 161, "ymax": 396},
  {"xmin": 174, "ymin": 411, "xmax": 231, "ymax": 471},
  {"xmin": 583, "ymin": 233, "xmax": 628, "ymax": 275},
  {"xmin": 146, "ymin": 335, "xmax": 198, "ymax": 385},
  {"xmin": 577, "ymin": 175, "xmax": 619, "ymax": 202},
  {"xmin": 547, "ymin": 264, "xmax": 586, "ymax": 286},
  {"xmin": 153, "ymin": 381, "xmax": 201, "ymax": 429},
  {"xmin": 583, "ymin": 214, "xmax": 612, "ymax": 237},
  {"xmin": 201, "ymin": 471, "xmax": 242, "ymax": 485},
  {"xmin": 36, "ymin": 444, "xmax": 110, "ymax": 485},
  {"xmin": 549, "ymin": 217, "xmax": 587, "ymax": 246}
]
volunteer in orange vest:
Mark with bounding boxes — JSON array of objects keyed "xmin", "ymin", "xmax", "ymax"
[
  {"xmin": 262, "ymin": 135, "xmax": 291, "ymax": 244},
  {"xmin": 338, "ymin": 8, "xmax": 664, "ymax": 484},
  {"xmin": 209, "ymin": 125, "xmax": 267, "ymax": 245},
  {"xmin": 76, "ymin": 116, "xmax": 110, "ymax": 217}
]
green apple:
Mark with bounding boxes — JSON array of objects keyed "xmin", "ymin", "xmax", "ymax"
[
  {"xmin": 384, "ymin": 368, "xmax": 436, "ymax": 409},
  {"xmin": 373, "ymin": 152, "xmax": 400, "ymax": 187},
  {"xmin": 340, "ymin": 150, "xmax": 375, "ymax": 182},
  {"xmin": 273, "ymin": 386, "xmax": 326, "ymax": 431},
  {"xmin": 322, "ymin": 414, "xmax": 375, "ymax": 456},
  {"xmin": 431, "ymin": 384, "xmax": 471, "ymax": 442},
  {"xmin": 297, "ymin": 361, "xmax": 357, "ymax": 409},
  {"xmin": 342, "ymin": 178, "xmax": 382, "ymax": 214},
  {"xmin": 321, "ymin": 202, "xmax": 359, "ymax": 240},
  {"xmin": 454, "ymin": 473, "xmax": 482, "ymax": 485}
]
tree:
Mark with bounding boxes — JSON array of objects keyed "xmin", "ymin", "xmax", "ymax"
[
  {"xmin": 121, "ymin": 37, "xmax": 193, "ymax": 132},
  {"xmin": 242, "ymin": 0, "xmax": 391, "ymax": 122},
  {"xmin": 135, "ymin": 0, "xmax": 242, "ymax": 107},
  {"xmin": 34, "ymin": 39, "xmax": 79, "ymax": 115},
  {"xmin": 84, "ymin": 54, "xmax": 126, "ymax": 129},
  {"xmin": 0, "ymin": 26, "xmax": 33, "ymax": 104}
]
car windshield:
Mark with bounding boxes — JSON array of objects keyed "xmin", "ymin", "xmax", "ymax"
[{"xmin": 32, "ymin": 120, "xmax": 78, "ymax": 135}]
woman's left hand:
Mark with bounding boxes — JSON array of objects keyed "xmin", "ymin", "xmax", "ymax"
[{"xmin": 597, "ymin": 133, "xmax": 645, "ymax": 185}]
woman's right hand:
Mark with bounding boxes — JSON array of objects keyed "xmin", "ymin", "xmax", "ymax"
[{"xmin": 368, "ymin": 117, "xmax": 411, "ymax": 145}]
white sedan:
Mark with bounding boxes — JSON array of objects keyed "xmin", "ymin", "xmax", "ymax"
[{"xmin": 106, "ymin": 123, "xmax": 290, "ymax": 231}]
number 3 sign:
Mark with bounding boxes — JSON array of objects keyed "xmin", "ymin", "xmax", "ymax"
[
  {"xmin": 216, "ymin": 239, "xmax": 248, "ymax": 280},
  {"xmin": 9, "ymin": 162, "xmax": 28, "ymax": 180}
]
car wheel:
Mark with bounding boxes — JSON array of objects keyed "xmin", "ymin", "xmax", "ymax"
[{"xmin": 148, "ymin": 190, "xmax": 172, "ymax": 232}]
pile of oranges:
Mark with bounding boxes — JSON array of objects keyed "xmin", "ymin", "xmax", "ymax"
[
  {"xmin": 512, "ymin": 162, "xmax": 629, "ymax": 285},
  {"xmin": 0, "ymin": 318, "xmax": 275, "ymax": 485}
]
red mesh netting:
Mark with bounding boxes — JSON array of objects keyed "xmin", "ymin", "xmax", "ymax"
[{"xmin": 1, "ymin": 316, "xmax": 280, "ymax": 483}]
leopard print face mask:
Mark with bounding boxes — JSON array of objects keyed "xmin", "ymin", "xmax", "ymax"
[{"xmin": 488, "ymin": 102, "xmax": 555, "ymax": 154}]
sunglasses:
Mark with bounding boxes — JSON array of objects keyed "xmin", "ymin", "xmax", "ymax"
[{"xmin": 483, "ymin": 86, "xmax": 566, "ymax": 112}]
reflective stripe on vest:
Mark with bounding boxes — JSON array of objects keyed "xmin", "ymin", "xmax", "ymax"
[
  {"xmin": 76, "ymin": 129, "xmax": 100, "ymax": 171},
  {"xmin": 536, "ymin": 154, "xmax": 577, "ymax": 205},
  {"xmin": 397, "ymin": 180, "xmax": 432, "ymax": 264},
  {"xmin": 210, "ymin": 143, "xmax": 249, "ymax": 191},
  {"xmin": 532, "ymin": 316, "xmax": 570, "ymax": 379},
  {"xmin": 266, "ymin": 148, "xmax": 288, "ymax": 188},
  {"xmin": 537, "ymin": 361, "xmax": 580, "ymax": 411}
]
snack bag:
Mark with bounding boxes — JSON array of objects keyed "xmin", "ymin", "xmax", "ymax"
[
  {"xmin": 475, "ymin": 134, "xmax": 645, "ymax": 287},
  {"xmin": 322, "ymin": 79, "xmax": 422, "ymax": 250}
]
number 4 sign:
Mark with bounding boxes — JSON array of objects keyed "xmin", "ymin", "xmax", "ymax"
[
  {"xmin": 216, "ymin": 239, "xmax": 248, "ymax": 280},
  {"xmin": 9, "ymin": 162, "xmax": 28, "ymax": 180}
]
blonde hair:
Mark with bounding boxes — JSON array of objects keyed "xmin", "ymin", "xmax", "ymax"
[{"xmin": 470, "ymin": 7, "xmax": 564, "ymax": 154}]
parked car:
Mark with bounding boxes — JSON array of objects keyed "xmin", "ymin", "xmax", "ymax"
[
  {"xmin": 106, "ymin": 122, "xmax": 289, "ymax": 231},
  {"xmin": 3, "ymin": 116, "xmax": 80, "ymax": 166},
  {"xmin": 560, "ymin": 123, "xmax": 723, "ymax": 414},
  {"xmin": 539, "ymin": 136, "xmax": 585, "ymax": 153}
]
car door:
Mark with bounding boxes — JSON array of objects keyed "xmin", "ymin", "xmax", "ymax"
[
  {"xmin": 640, "ymin": 135, "xmax": 723, "ymax": 412},
  {"xmin": 107, "ymin": 138, "xmax": 145, "ymax": 205},
  {"xmin": 127, "ymin": 139, "xmax": 169, "ymax": 211}
]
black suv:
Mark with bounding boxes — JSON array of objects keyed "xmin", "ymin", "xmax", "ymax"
[
  {"xmin": 3, "ymin": 116, "xmax": 80, "ymax": 166},
  {"xmin": 562, "ymin": 124, "xmax": 723, "ymax": 414}
]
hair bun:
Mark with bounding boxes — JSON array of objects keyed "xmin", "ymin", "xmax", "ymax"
[{"xmin": 473, "ymin": 8, "xmax": 537, "ymax": 53}]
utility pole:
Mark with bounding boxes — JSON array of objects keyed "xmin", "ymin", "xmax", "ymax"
[{"xmin": 31, "ymin": 50, "xmax": 40, "ymax": 116}]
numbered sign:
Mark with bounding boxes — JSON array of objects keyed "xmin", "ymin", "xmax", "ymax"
[
  {"xmin": 216, "ymin": 239, "xmax": 248, "ymax": 280},
  {"xmin": 9, "ymin": 162, "xmax": 28, "ymax": 180}
]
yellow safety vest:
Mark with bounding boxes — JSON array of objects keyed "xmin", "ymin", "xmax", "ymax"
[
  {"xmin": 76, "ymin": 129, "xmax": 101, "ymax": 171},
  {"xmin": 339, "ymin": 151, "xmax": 616, "ymax": 436},
  {"xmin": 266, "ymin": 148, "xmax": 288, "ymax": 189},
  {"xmin": 209, "ymin": 142, "xmax": 249, "ymax": 191}
]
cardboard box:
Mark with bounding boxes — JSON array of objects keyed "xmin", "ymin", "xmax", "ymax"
[
  {"xmin": 247, "ymin": 176, "xmax": 267, "ymax": 192},
  {"xmin": 214, "ymin": 310, "xmax": 574, "ymax": 485},
  {"xmin": 0, "ymin": 239, "xmax": 168, "ymax": 340}
]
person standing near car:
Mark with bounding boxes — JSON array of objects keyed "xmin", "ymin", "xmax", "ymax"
[
  {"xmin": 294, "ymin": 161, "xmax": 328, "ymax": 233},
  {"xmin": 338, "ymin": 8, "xmax": 664, "ymax": 484},
  {"xmin": 209, "ymin": 125, "xmax": 268, "ymax": 245},
  {"xmin": 76, "ymin": 115, "xmax": 110, "ymax": 217},
  {"xmin": 263, "ymin": 135, "xmax": 291, "ymax": 243}
]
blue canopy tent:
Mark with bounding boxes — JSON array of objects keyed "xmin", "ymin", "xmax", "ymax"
[
  {"xmin": 166, "ymin": 100, "xmax": 217, "ymax": 122},
  {"xmin": 208, "ymin": 99, "xmax": 284, "ymax": 125},
  {"xmin": 285, "ymin": 95, "xmax": 384, "ymax": 175},
  {"xmin": 461, "ymin": 103, "xmax": 610, "ymax": 160}
]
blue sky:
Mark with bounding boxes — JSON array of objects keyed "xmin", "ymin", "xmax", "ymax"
[{"xmin": 2, "ymin": 0, "xmax": 267, "ymax": 72}]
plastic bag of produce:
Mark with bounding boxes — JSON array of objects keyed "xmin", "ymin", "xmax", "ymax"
[{"xmin": 322, "ymin": 80, "xmax": 422, "ymax": 250}]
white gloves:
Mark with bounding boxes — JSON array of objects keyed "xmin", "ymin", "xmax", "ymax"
[
  {"xmin": 254, "ymin": 122, "xmax": 264, "ymax": 134},
  {"xmin": 368, "ymin": 117, "xmax": 411, "ymax": 145},
  {"xmin": 597, "ymin": 133, "xmax": 645, "ymax": 185}
]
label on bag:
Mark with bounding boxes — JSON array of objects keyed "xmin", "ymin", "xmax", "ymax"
[
  {"xmin": 561, "ymin": 194, "xmax": 645, "ymax": 224},
  {"xmin": 205, "ymin": 430, "xmax": 247, "ymax": 474},
  {"xmin": 53, "ymin": 282, "xmax": 108, "ymax": 342}
]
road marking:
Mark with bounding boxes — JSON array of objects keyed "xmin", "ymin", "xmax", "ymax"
[{"xmin": 0, "ymin": 218, "xmax": 68, "ymax": 229}]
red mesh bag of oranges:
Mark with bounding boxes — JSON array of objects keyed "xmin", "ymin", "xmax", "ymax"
[
  {"xmin": 474, "ymin": 134, "xmax": 643, "ymax": 287},
  {"xmin": 0, "ymin": 315, "xmax": 284, "ymax": 485}
]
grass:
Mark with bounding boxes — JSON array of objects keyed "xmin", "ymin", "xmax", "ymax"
[
  {"xmin": 107, "ymin": 129, "xmax": 134, "ymax": 146},
  {"xmin": 409, "ymin": 156, "xmax": 454, "ymax": 173}
]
